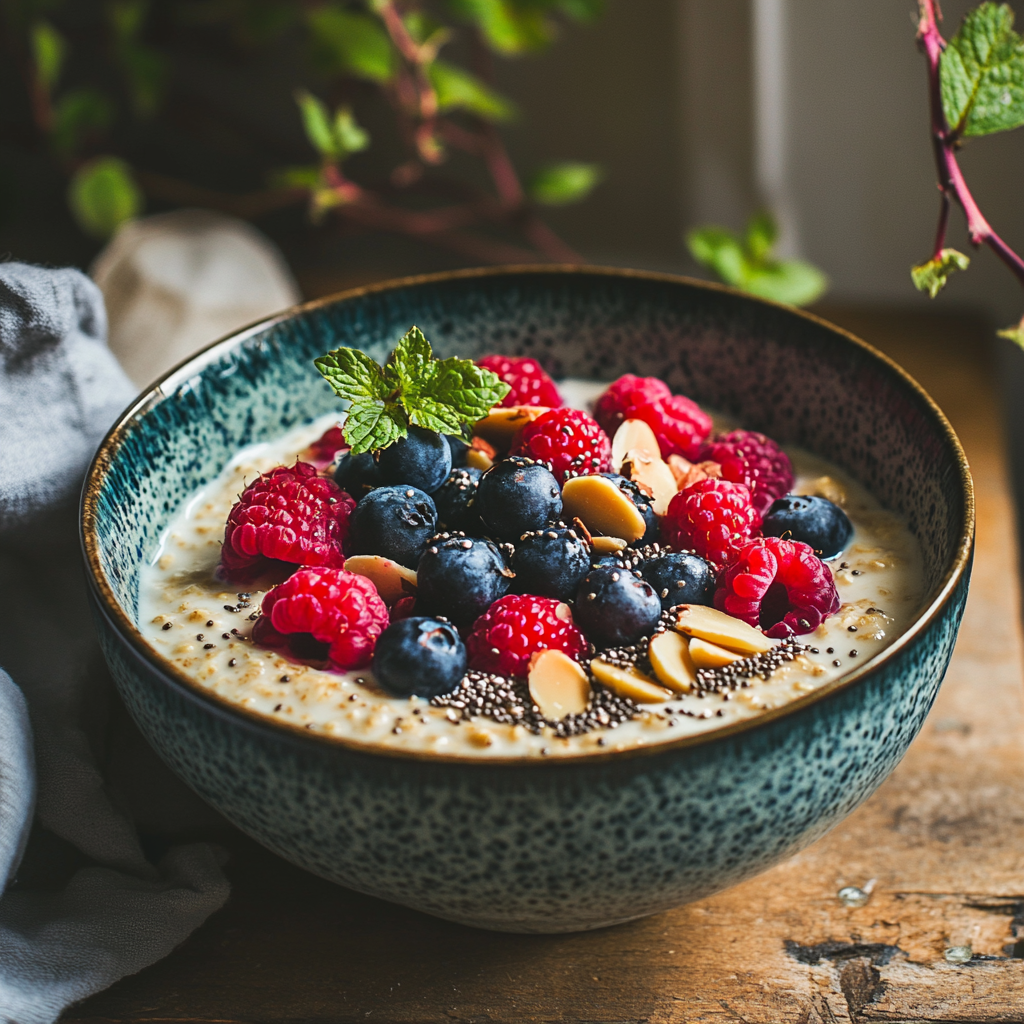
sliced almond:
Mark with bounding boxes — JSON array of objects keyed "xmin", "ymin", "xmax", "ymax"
[
  {"xmin": 667, "ymin": 455, "xmax": 722, "ymax": 490},
  {"xmin": 591, "ymin": 535, "xmax": 627, "ymax": 555},
  {"xmin": 611, "ymin": 419, "xmax": 661, "ymax": 472},
  {"xmin": 561, "ymin": 475, "xmax": 647, "ymax": 543},
  {"xmin": 622, "ymin": 450, "xmax": 679, "ymax": 516},
  {"xmin": 688, "ymin": 636, "xmax": 745, "ymax": 669},
  {"xmin": 473, "ymin": 406, "xmax": 550, "ymax": 452},
  {"xmin": 647, "ymin": 630, "xmax": 697, "ymax": 692},
  {"xmin": 590, "ymin": 658, "xmax": 673, "ymax": 703},
  {"xmin": 528, "ymin": 649, "xmax": 591, "ymax": 720},
  {"xmin": 673, "ymin": 604, "xmax": 774, "ymax": 655},
  {"xmin": 344, "ymin": 555, "xmax": 418, "ymax": 605},
  {"xmin": 466, "ymin": 447, "xmax": 494, "ymax": 471}
]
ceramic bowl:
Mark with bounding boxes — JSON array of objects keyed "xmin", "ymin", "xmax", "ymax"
[{"xmin": 81, "ymin": 267, "xmax": 973, "ymax": 933}]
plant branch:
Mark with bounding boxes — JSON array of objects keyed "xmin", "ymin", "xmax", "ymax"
[{"xmin": 918, "ymin": 0, "xmax": 1024, "ymax": 286}]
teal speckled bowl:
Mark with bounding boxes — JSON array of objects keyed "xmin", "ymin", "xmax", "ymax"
[{"xmin": 81, "ymin": 267, "xmax": 973, "ymax": 933}]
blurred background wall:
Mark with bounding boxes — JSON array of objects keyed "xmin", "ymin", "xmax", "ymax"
[{"xmin": 2, "ymin": 0, "xmax": 1022, "ymax": 323}]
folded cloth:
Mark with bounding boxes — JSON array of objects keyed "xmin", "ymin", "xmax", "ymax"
[{"xmin": 0, "ymin": 263, "xmax": 229, "ymax": 1024}]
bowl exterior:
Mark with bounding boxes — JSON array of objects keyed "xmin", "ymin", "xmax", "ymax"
[
  {"xmin": 83, "ymin": 268, "xmax": 973, "ymax": 932},
  {"xmin": 91, "ymin": 566, "xmax": 966, "ymax": 933}
]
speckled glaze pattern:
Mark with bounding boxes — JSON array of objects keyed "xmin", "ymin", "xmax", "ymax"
[{"xmin": 82, "ymin": 268, "xmax": 973, "ymax": 933}]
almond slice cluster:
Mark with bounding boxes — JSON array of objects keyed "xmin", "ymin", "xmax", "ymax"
[{"xmin": 592, "ymin": 605, "xmax": 777, "ymax": 701}]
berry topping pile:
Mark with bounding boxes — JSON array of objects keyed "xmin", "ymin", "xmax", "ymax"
[
  {"xmin": 476, "ymin": 355, "xmax": 562, "ymax": 408},
  {"xmin": 217, "ymin": 328, "xmax": 854, "ymax": 740}
]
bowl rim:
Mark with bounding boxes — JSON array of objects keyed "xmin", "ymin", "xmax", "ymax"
[{"xmin": 80, "ymin": 264, "xmax": 975, "ymax": 767}]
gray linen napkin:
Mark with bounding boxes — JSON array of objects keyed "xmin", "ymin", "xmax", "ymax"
[{"xmin": 0, "ymin": 262, "xmax": 229, "ymax": 1024}]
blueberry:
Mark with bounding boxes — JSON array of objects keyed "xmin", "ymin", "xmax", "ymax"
[
  {"xmin": 445, "ymin": 434, "xmax": 471, "ymax": 468},
  {"xmin": 511, "ymin": 522, "xmax": 591, "ymax": 601},
  {"xmin": 417, "ymin": 535, "xmax": 513, "ymax": 629},
  {"xmin": 474, "ymin": 456, "xmax": 562, "ymax": 541},
  {"xmin": 640, "ymin": 552, "xmax": 716, "ymax": 611},
  {"xmin": 762, "ymin": 494, "xmax": 853, "ymax": 560},
  {"xmin": 600, "ymin": 474, "xmax": 659, "ymax": 546},
  {"xmin": 373, "ymin": 617, "xmax": 466, "ymax": 698},
  {"xmin": 334, "ymin": 450, "xmax": 382, "ymax": 498},
  {"xmin": 574, "ymin": 565, "xmax": 661, "ymax": 647},
  {"xmin": 375, "ymin": 426, "xmax": 452, "ymax": 493},
  {"xmin": 433, "ymin": 467, "xmax": 484, "ymax": 534},
  {"xmin": 347, "ymin": 485, "xmax": 437, "ymax": 569}
]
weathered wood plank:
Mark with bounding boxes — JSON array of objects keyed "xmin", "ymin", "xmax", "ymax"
[{"xmin": 63, "ymin": 309, "xmax": 1024, "ymax": 1023}]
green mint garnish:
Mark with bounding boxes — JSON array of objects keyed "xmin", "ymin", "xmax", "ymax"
[{"xmin": 314, "ymin": 326, "xmax": 511, "ymax": 455}]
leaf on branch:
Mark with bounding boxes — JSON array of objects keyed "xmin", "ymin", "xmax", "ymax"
[
  {"xmin": 940, "ymin": 1, "xmax": 1024, "ymax": 137},
  {"xmin": 686, "ymin": 212, "xmax": 828, "ymax": 307},
  {"xmin": 911, "ymin": 248, "xmax": 971, "ymax": 297},
  {"xmin": 445, "ymin": 0, "xmax": 553, "ymax": 54},
  {"xmin": 429, "ymin": 61, "xmax": 517, "ymax": 121},
  {"xmin": 295, "ymin": 91, "xmax": 370, "ymax": 162},
  {"xmin": 31, "ymin": 21, "xmax": 65, "ymax": 94},
  {"xmin": 51, "ymin": 88, "xmax": 113, "ymax": 159},
  {"xmin": 67, "ymin": 157, "xmax": 142, "ymax": 239},
  {"xmin": 307, "ymin": 6, "xmax": 396, "ymax": 83},
  {"xmin": 997, "ymin": 317, "xmax": 1024, "ymax": 348},
  {"xmin": 314, "ymin": 327, "xmax": 510, "ymax": 452},
  {"xmin": 528, "ymin": 162, "xmax": 603, "ymax": 205}
]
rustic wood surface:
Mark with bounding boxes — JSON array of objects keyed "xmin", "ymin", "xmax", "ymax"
[{"xmin": 65, "ymin": 307, "xmax": 1024, "ymax": 1023}]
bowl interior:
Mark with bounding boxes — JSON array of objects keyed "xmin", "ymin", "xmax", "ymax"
[{"xmin": 86, "ymin": 268, "xmax": 969, "ymax": 650}]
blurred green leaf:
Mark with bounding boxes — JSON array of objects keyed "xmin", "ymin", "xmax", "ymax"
[
  {"xmin": 940, "ymin": 2, "xmax": 1024, "ymax": 137},
  {"xmin": 998, "ymin": 317, "xmax": 1024, "ymax": 348},
  {"xmin": 68, "ymin": 156, "xmax": 142, "ymax": 238},
  {"xmin": 307, "ymin": 6, "xmax": 396, "ymax": 82},
  {"xmin": 687, "ymin": 212, "xmax": 828, "ymax": 307},
  {"xmin": 295, "ymin": 91, "xmax": 369, "ymax": 161},
  {"xmin": 528, "ymin": 161, "xmax": 602, "ymax": 205},
  {"xmin": 556, "ymin": 0, "xmax": 604, "ymax": 22},
  {"xmin": 445, "ymin": 0, "xmax": 552, "ymax": 54},
  {"xmin": 745, "ymin": 209, "xmax": 776, "ymax": 263},
  {"xmin": 108, "ymin": 0, "xmax": 166, "ymax": 116},
  {"xmin": 429, "ymin": 61, "xmax": 517, "ymax": 121},
  {"xmin": 911, "ymin": 247, "xmax": 971, "ymax": 298},
  {"xmin": 51, "ymin": 88, "xmax": 113, "ymax": 158},
  {"xmin": 270, "ymin": 165, "xmax": 323, "ymax": 189},
  {"xmin": 31, "ymin": 20, "xmax": 65, "ymax": 93},
  {"xmin": 108, "ymin": 0, "xmax": 148, "ymax": 39}
]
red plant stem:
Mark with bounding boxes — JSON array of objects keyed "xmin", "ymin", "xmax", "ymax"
[{"xmin": 918, "ymin": 0, "xmax": 1024, "ymax": 286}]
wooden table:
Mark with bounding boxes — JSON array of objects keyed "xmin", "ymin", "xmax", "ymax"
[{"xmin": 66, "ymin": 307, "xmax": 1024, "ymax": 1023}]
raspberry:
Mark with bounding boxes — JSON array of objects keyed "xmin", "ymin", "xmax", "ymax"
[
  {"xmin": 714, "ymin": 537, "xmax": 840, "ymax": 639},
  {"xmin": 220, "ymin": 462, "xmax": 356, "ymax": 582},
  {"xmin": 254, "ymin": 568, "xmax": 389, "ymax": 669},
  {"xmin": 661, "ymin": 478, "xmax": 761, "ymax": 566},
  {"xmin": 594, "ymin": 374, "xmax": 711, "ymax": 459},
  {"xmin": 477, "ymin": 355, "xmax": 562, "ymax": 408},
  {"xmin": 700, "ymin": 430, "xmax": 794, "ymax": 516},
  {"xmin": 465, "ymin": 594, "xmax": 588, "ymax": 677},
  {"xmin": 303, "ymin": 424, "xmax": 347, "ymax": 468},
  {"xmin": 511, "ymin": 407, "xmax": 611, "ymax": 483}
]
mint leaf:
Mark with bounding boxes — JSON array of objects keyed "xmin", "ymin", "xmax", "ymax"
[
  {"xmin": 911, "ymin": 248, "xmax": 971, "ymax": 298},
  {"xmin": 940, "ymin": 2, "xmax": 1024, "ymax": 137},
  {"xmin": 529, "ymin": 162, "xmax": 603, "ymax": 205},
  {"xmin": 445, "ymin": 0, "xmax": 552, "ymax": 54},
  {"xmin": 430, "ymin": 61, "xmax": 517, "ymax": 122},
  {"xmin": 687, "ymin": 213, "xmax": 828, "ymax": 307},
  {"xmin": 315, "ymin": 328, "xmax": 510, "ymax": 453},
  {"xmin": 295, "ymin": 92, "xmax": 369, "ymax": 162}
]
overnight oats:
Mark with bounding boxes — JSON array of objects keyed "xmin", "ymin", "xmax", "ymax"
[{"xmin": 139, "ymin": 328, "xmax": 925, "ymax": 759}]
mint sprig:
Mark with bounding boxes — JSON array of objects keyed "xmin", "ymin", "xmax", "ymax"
[{"xmin": 314, "ymin": 326, "xmax": 510, "ymax": 454}]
